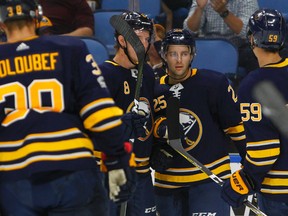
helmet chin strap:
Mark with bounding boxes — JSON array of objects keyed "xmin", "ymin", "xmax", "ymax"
[
  {"xmin": 116, "ymin": 37, "xmax": 137, "ymax": 66},
  {"xmin": 124, "ymin": 46, "xmax": 138, "ymax": 66}
]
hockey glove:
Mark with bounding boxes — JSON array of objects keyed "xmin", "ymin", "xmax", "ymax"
[
  {"xmin": 101, "ymin": 142, "xmax": 137, "ymax": 204},
  {"xmin": 121, "ymin": 112, "xmax": 148, "ymax": 140},
  {"xmin": 154, "ymin": 117, "xmax": 184, "ymax": 140},
  {"xmin": 107, "ymin": 167, "xmax": 137, "ymax": 204},
  {"xmin": 150, "ymin": 142, "xmax": 175, "ymax": 172},
  {"xmin": 221, "ymin": 169, "xmax": 255, "ymax": 208},
  {"xmin": 153, "ymin": 117, "xmax": 168, "ymax": 139}
]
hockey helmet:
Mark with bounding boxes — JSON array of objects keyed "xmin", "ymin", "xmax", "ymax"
[
  {"xmin": 119, "ymin": 11, "xmax": 153, "ymax": 37},
  {"xmin": 247, "ymin": 9, "xmax": 286, "ymax": 50},
  {"xmin": 161, "ymin": 29, "xmax": 196, "ymax": 56},
  {"xmin": 0, "ymin": 0, "xmax": 42, "ymax": 23}
]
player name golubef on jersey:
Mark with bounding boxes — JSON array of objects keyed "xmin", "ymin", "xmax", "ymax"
[{"xmin": 0, "ymin": 51, "xmax": 59, "ymax": 78}]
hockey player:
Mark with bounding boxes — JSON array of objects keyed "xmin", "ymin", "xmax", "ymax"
[
  {"xmin": 98, "ymin": 11, "xmax": 156, "ymax": 216},
  {"xmin": 0, "ymin": 0, "xmax": 136, "ymax": 215},
  {"xmin": 221, "ymin": 9, "xmax": 288, "ymax": 216},
  {"xmin": 150, "ymin": 28, "xmax": 247, "ymax": 215}
]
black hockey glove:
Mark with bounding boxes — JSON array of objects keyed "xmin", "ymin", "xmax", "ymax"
[
  {"xmin": 154, "ymin": 117, "xmax": 185, "ymax": 140},
  {"xmin": 101, "ymin": 142, "xmax": 137, "ymax": 204},
  {"xmin": 150, "ymin": 142, "xmax": 176, "ymax": 172},
  {"xmin": 121, "ymin": 112, "xmax": 148, "ymax": 140},
  {"xmin": 221, "ymin": 169, "xmax": 255, "ymax": 207}
]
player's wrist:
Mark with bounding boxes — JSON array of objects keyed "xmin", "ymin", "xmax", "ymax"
[{"xmin": 101, "ymin": 142, "xmax": 136, "ymax": 171}]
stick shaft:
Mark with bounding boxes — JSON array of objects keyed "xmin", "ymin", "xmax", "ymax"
[{"xmin": 110, "ymin": 15, "xmax": 145, "ymax": 102}]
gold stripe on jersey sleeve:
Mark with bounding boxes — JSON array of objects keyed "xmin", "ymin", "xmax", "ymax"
[
  {"xmin": 245, "ymin": 155, "xmax": 277, "ymax": 166},
  {"xmin": 89, "ymin": 118, "xmax": 122, "ymax": 132},
  {"xmin": 0, "ymin": 138, "xmax": 93, "ymax": 162},
  {"xmin": 0, "ymin": 127, "xmax": 83, "ymax": 147},
  {"xmin": 0, "ymin": 152, "xmax": 92, "ymax": 171},
  {"xmin": 262, "ymin": 177, "xmax": 288, "ymax": 186},
  {"xmin": 261, "ymin": 188, "xmax": 288, "ymax": 194},
  {"xmin": 136, "ymin": 168, "xmax": 151, "ymax": 173},
  {"xmin": 93, "ymin": 150, "xmax": 101, "ymax": 159},
  {"xmin": 247, "ymin": 147, "xmax": 280, "ymax": 158},
  {"xmin": 135, "ymin": 157, "xmax": 150, "ymax": 162},
  {"xmin": 155, "ymin": 163, "xmax": 230, "ymax": 183},
  {"xmin": 80, "ymin": 98, "xmax": 115, "ymax": 116},
  {"xmin": 154, "ymin": 183, "xmax": 183, "ymax": 189},
  {"xmin": 224, "ymin": 123, "xmax": 245, "ymax": 134},
  {"xmin": 268, "ymin": 170, "xmax": 288, "ymax": 175},
  {"xmin": 230, "ymin": 134, "xmax": 246, "ymax": 141},
  {"xmin": 83, "ymin": 106, "xmax": 123, "ymax": 129},
  {"xmin": 247, "ymin": 139, "xmax": 280, "ymax": 147}
]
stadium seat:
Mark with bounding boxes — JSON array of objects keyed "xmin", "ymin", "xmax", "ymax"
[
  {"xmin": 101, "ymin": 0, "xmax": 129, "ymax": 10},
  {"xmin": 192, "ymin": 38, "xmax": 239, "ymax": 75},
  {"xmin": 257, "ymin": 0, "xmax": 288, "ymax": 12},
  {"xmin": 80, "ymin": 37, "xmax": 110, "ymax": 64},
  {"xmin": 139, "ymin": 0, "xmax": 161, "ymax": 19},
  {"xmin": 93, "ymin": 10, "xmax": 127, "ymax": 56}
]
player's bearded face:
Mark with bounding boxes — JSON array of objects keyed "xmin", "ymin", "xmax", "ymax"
[
  {"xmin": 165, "ymin": 45, "xmax": 193, "ymax": 78},
  {"xmin": 127, "ymin": 30, "xmax": 150, "ymax": 63}
]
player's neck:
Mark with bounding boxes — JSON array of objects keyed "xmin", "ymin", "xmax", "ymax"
[
  {"xmin": 148, "ymin": 56, "xmax": 162, "ymax": 67},
  {"xmin": 168, "ymin": 68, "xmax": 191, "ymax": 85},
  {"xmin": 6, "ymin": 26, "xmax": 36, "ymax": 43},
  {"xmin": 257, "ymin": 51, "xmax": 282, "ymax": 67},
  {"xmin": 113, "ymin": 51, "xmax": 136, "ymax": 69}
]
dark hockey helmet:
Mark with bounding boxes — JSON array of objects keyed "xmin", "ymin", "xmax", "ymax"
[
  {"xmin": 0, "ymin": 0, "xmax": 42, "ymax": 23},
  {"xmin": 247, "ymin": 8, "xmax": 286, "ymax": 51},
  {"xmin": 161, "ymin": 28, "xmax": 196, "ymax": 57},
  {"xmin": 118, "ymin": 11, "xmax": 153, "ymax": 38}
]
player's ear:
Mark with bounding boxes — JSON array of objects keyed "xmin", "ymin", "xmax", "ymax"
[
  {"xmin": 118, "ymin": 35, "xmax": 127, "ymax": 48},
  {"xmin": 0, "ymin": 23, "xmax": 6, "ymax": 33}
]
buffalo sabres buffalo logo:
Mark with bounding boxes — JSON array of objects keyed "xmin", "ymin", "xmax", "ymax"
[
  {"xmin": 127, "ymin": 97, "xmax": 154, "ymax": 141},
  {"xmin": 179, "ymin": 108, "xmax": 203, "ymax": 151}
]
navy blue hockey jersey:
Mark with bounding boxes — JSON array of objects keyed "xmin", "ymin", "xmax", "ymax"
[
  {"xmin": 0, "ymin": 35, "xmax": 125, "ymax": 181},
  {"xmin": 153, "ymin": 69, "xmax": 246, "ymax": 193},
  {"xmin": 239, "ymin": 58, "xmax": 288, "ymax": 202},
  {"xmin": 99, "ymin": 60, "xmax": 155, "ymax": 174}
]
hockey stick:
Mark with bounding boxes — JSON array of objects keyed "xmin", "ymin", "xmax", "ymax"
[
  {"xmin": 110, "ymin": 14, "xmax": 145, "ymax": 106},
  {"xmin": 252, "ymin": 80, "xmax": 288, "ymax": 138},
  {"xmin": 166, "ymin": 97, "xmax": 267, "ymax": 216}
]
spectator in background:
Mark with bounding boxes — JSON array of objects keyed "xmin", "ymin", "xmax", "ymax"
[
  {"xmin": 183, "ymin": 0, "xmax": 259, "ymax": 74},
  {"xmin": 38, "ymin": 0, "xmax": 94, "ymax": 36},
  {"xmin": 147, "ymin": 24, "xmax": 166, "ymax": 79},
  {"xmin": 156, "ymin": 0, "xmax": 192, "ymax": 31}
]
